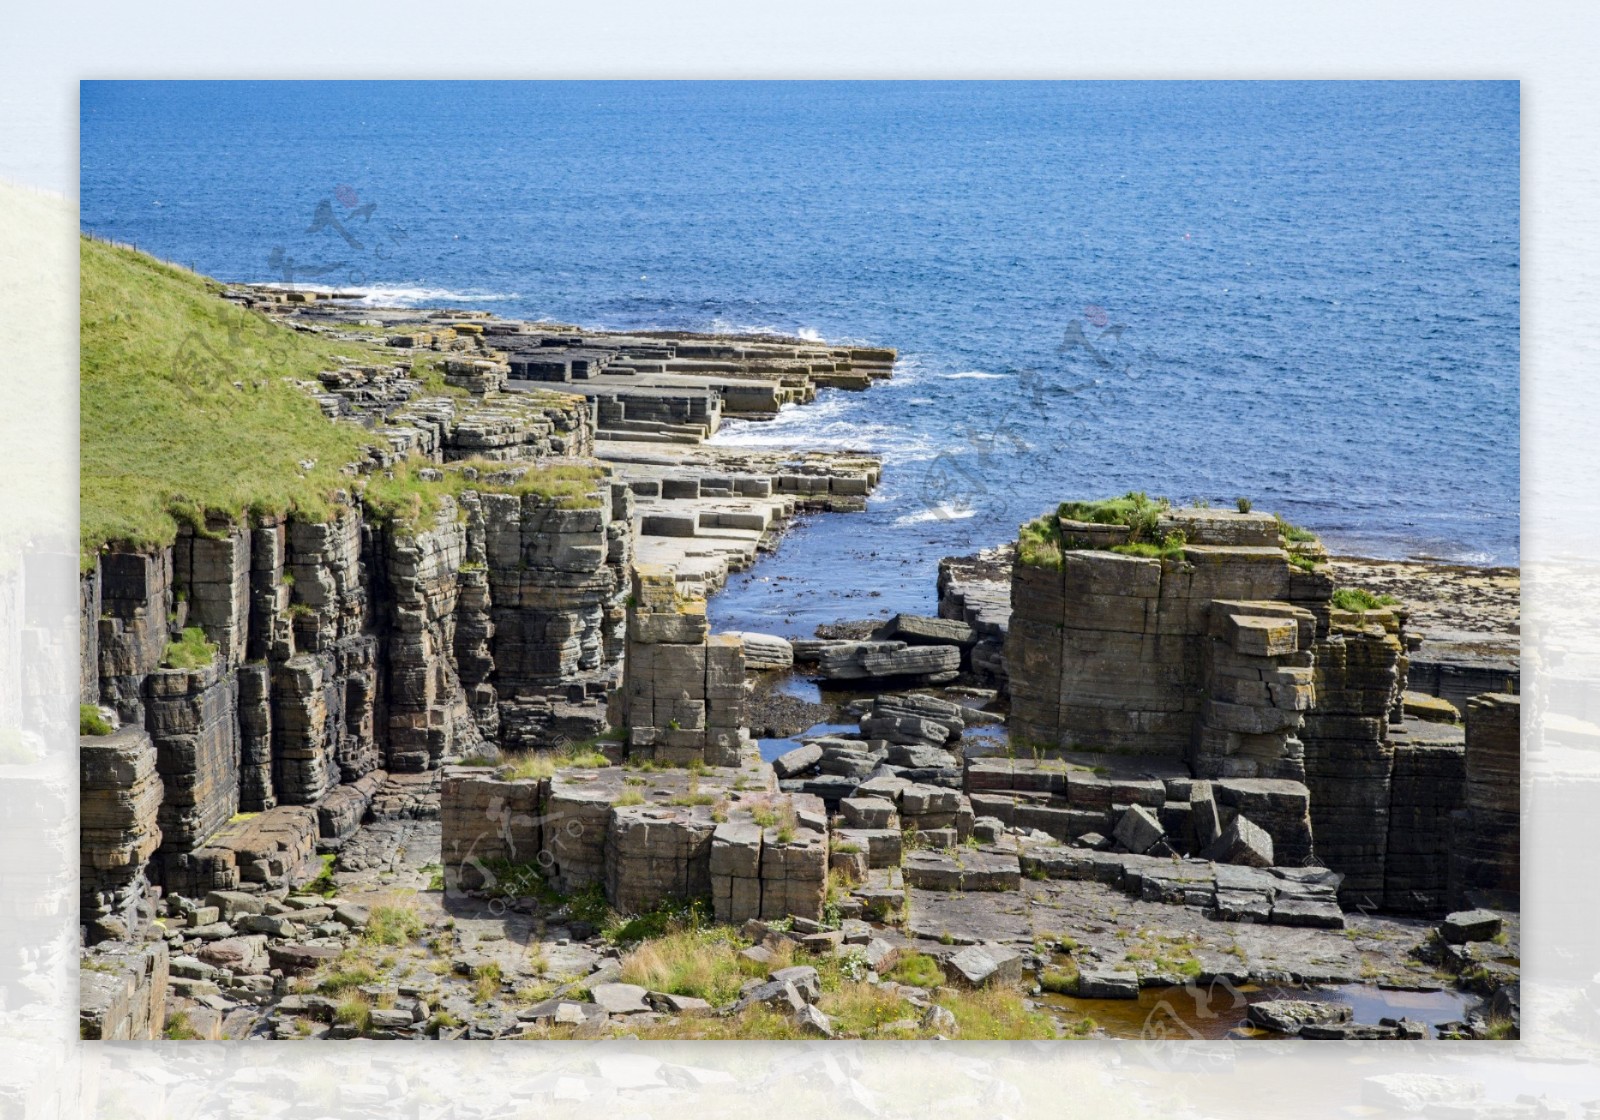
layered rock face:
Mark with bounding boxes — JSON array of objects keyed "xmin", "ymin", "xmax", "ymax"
[
  {"xmin": 79, "ymin": 940, "xmax": 169, "ymax": 1040},
  {"xmin": 1001, "ymin": 503, "xmax": 1514, "ymax": 916},
  {"xmin": 1007, "ymin": 509, "xmax": 1318, "ymax": 777},
  {"xmin": 439, "ymin": 763, "xmax": 830, "ymax": 922},
  {"xmin": 80, "ymin": 726, "xmax": 163, "ymax": 941},
  {"xmin": 1384, "ymin": 738, "xmax": 1466, "ymax": 914},
  {"xmin": 482, "ymin": 484, "xmax": 632, "ymax": 748},
  {"xmin": 623, "ymin": 564, "xmax": 748, "ymax": 767},
  {"xmin": 1299, "ymin": 606, "xmax": 1408, "ymax": 907},
  {"xmin": 79, "ymin": 395, "xmax": 624, "ymax": 932},
  {"xmin": 937, "ymin": 545, "xmax": 1013, "ymax": 690},
  {"xmin": 1450, "ymin": 693, "xmax": 1520, "ymax": 910},
  {"xmin": 499, "ymin": 329, "xmax": 895, "ymax": 443}
]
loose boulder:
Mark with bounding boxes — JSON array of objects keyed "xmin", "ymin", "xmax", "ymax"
[{"xmin": 1203, "ymin": 814, "xmax": 1275, "ymax": 867}]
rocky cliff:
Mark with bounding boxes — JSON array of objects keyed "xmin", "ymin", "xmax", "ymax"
[
  {"xmin": 1001, "ymin": 497, "xmax": 1517, "ymax": 916},
  {"xmin": 79, "ymin": 249, "xmax": 891, "ymax": 951}
]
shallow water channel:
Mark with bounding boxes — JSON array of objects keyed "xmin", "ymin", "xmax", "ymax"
[{"xmin": 1038, "ymin": 977, "xmax": 1473, "ymax": 1040}]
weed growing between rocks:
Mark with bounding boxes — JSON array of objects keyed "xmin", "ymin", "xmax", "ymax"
[
  {"xmin": 1331, "ymin": 587, "xmax": 1401, "ymax": 612},
  {"xmin": 163, "ymin": 1010, "xmax": 202, "ymax": 1040},
  {"xmin": 363, "ymin": 900, "xmax": 424, "ymax": 947},
  {"xmin": 79, "ymin": 704, "xmax": 112, "ymax": 736},
  {"xmin": 161, "ymin": 626, "xmax": 218, "ymax": 670},
  {"xmin": 472, "ymin": 962, "xmax": 504, "ymax": 1003},
  {"xmin": 305, "ymin": 853, "xmax": 338, "ymax": 897},
  {"xmin": 888, "ymin": 953, "xmax": 944, "ymax": 989},
  {"xmin": 618, "ymin": 926, "xmax": 762, "ymax": 1006}
]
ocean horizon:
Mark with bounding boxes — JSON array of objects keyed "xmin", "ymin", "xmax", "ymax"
[{"xmin": 80, "ymin": 80, "xmax": 1520, "ymax": 633}]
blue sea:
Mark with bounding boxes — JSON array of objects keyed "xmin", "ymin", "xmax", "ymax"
[{"xmin": 80, "ymin": 81, "xmax": 1520, "ymax": 637}]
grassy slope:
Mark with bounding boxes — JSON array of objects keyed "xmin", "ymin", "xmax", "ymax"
[{"xmin": 80, "ymin": 236, "xmax": 382, "ymax": 566}]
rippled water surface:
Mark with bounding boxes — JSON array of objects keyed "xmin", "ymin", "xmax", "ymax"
[{"xmin": 81, "ymin": 81, "xmax": 1519, "ymax": 635}]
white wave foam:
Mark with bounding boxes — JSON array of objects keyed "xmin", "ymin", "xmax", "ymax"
[
  {"xmin": 940, "ymin": 370, "xmax": 1008, "ymax": 380},
  {"xmin": 705, "ymin": 317, "xmax": 835, "ymax": 342},
  {"xmin": 352, "ymin": 285, "xmax": 522, "ymax": 306},
  {"xmin": 257, "ymin": 282, "xmax": 522, "ymax": 306},
  {"xmin": 893, "ymin": 504, "xmax": 978, "ymax": 526},
  {"xmin": 708, "ymin": 397, "xmax": 938, "ymax": 461}
]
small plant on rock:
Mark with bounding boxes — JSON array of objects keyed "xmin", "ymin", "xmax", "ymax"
[
  {"xmin": 79, "ymin": 704, "xmax": 113, "ymax": 736},
  {"xmin": 161, "ymin": 626, "xmax": 217, "ymax": 670}
]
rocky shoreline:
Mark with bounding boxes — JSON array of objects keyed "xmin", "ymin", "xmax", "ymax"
[{"xmin": 79, "ymin": 284, "xmax": 1520, "ymax": 1043}]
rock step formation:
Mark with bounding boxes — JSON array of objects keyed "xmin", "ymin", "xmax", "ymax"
[
  {"xmin": 937, "ymin": 545, "xmax": 1014, "ymax": 690},
  {"xmin": 600, "ymin": 441, "xmax": 881, "ymax": 593},
  {"xmin": 79, "ymin": 940, "xmax": 169, "ymax": 1040},
  {"xmin": 1016, "ymin": 847, "xmax": 1346, "ymax": 928},
  {"xmin": 963, "ymin": 757, "xmax": 1313, "ymax": 865},
  {"xmin": 623, "ymin": 564, "xmax": 750, "ymax": 767},
  {"xmin": 80, "ymin": 725, "xmax": 163, "ymax": 941},
  {"xmin": 997, "ymin": 500, "xmax": 1519, "ymax": 917},
  {"xmin": 1449, "ymin": 693, "xmax": 1520, "ymax": 911},
  {"xmin": 440, "ymin": 763, "xmax": 831, "ymax": 923},
  {"xmin": 245, "ymin": 298, "xmax": 896, "ymax": 447}
]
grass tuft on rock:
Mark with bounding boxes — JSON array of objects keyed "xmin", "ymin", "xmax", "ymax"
[
  {"xmin": 887, "ymin": 953, "xmax": 944, "ymax": 989},
  {"xmin": 1274, "ymin": 513, "xmax": 1319, "ymax": 543},
  {"xmin": 1018, "ymin": 514, "xmax": 1063, "ymax": 570},
  {"xmin": 497, "ymin": 741, "xmax": 613, "ymax": 782},
  {"xmin": 1057, "ymin": 491, "xmax": 1168, "ymax": 539},
  {"xmin": 618, "ymin": 925, "xmax": 756, "ymax": 1006},
  {"xmin": 363, "ymin": 900, "xmax": 424, "ymax": 947},
  {"xmin": 161, "ymin": 626, "xmax": 218, "ymax": 670},
  {"xmin": 1331, "ymin": 587, "xmax": 1401, "ymax": 612},
  {"xmin": 79, "ymin": 704, "xmax": 113, "ymax": 736}
]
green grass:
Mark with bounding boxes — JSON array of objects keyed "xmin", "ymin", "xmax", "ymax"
[
  {"xmin": 1274, "ymin": 513, "xmax": 1319, "ymax": 543},
  {"xmin": 603, "ymin": 897, "xmax": 715, "ymax": 947},
  {"xmin": 304, "ymin": 853, "xmax": 338, "ymax": 897},
  {"xmin": 667, "ymin": 776, "xmax": 718, "ymax": 807},
  {"xmin": 161, "ymin": 626, "xmax": 217, "ymax": 670},
  {"xmin": 935, "ymin": 987, "xmax": 1057, "ymax": 1040},
  {"xmin": 316, "ymin": 964, "xmax": 378, "ymax": 995},
  {"xmin": 1057, "ymin": 491, "xmax": 1168, "ymax": 540},
  {"xmin": 80, "ymin": 236, "xmax": 383, "ymax": 568},
  {"xmin": 1480, "ymin": 1013, "xmax": 1518, "ymax": 1040},
  {"xmin": 1109, "ymin": 531, "xmax": 1187, "ymax": 561},
  {"xmin": 363, "ymin": 902, "xmax": 424, "ymax": 947},
  {"xmin": 80, "ymin": 236, "xmax": 599, "ymax": 569},
  {"xmin": 79, "ymin": 704, "xmax": 112, "ymax": 736},
  {"xmin": 360, "ymin": 456, "xmax": 605, "ymax": 530},
  {"xmin": 888, "ymin": 953, "xmax": 945, "ymax": 989},
  {"xmin": 1017, "ymin": 514, "xmax": 1063, "ymax": 569},
  {"xmin": 334, "ymin": 995, "xmax": 373, "ymax": 1032},
  {"xmin": 1288, "ymin": 553, "xmax": 1321, "ymax": 573},
  {"xmin": 1331, "ymin": 587, "xmax": 1401, "ymax": 612},
  {"xmin": 618, "ymin": 924, "xmax": 756, "ymax": 1006},
  {"xmin": 1021, "ymin": 492, "xmax": 1185, "ymax": 567},
  {"xmin": 1039, "ymin": 963, "xmax": 1080, "ymax": 994},
  {"xmin": 497, "ymin": 742, "xmax": 613, "ymax": 782},
  {"xmin": 163, "ymin": 1010, "xmax": 203, "ymax": 1040},
  {"xmin": 472, "ymin": 961, "xmax": 504, "ymax": 1003}
]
